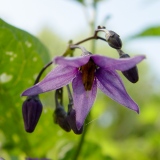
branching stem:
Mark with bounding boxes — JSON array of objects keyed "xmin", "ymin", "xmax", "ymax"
[
  {"xmin": 34, "ymin": 27, "xmax": 107, "ymax": 85},
  {"xmin": 34, "ymin": 61, "xmax": 52, "ymax": 84}
]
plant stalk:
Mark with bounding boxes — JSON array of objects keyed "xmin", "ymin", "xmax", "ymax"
[{"xmin": 73, "ymin": 2, "xmax": 98, "ymax": 160}]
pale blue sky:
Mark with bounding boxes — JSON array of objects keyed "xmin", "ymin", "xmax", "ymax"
[{"xmin": 0, "ymin": 0, "xmax": 160, "ymax": 77}]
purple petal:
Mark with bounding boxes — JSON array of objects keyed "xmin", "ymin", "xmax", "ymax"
[
  {"xmin": 22, "ymin": 65, "xmax": 78, "ymax": 96},
  {"xmin": 96, "ymin": 68, "xmax": 139, "ymax": 113},
  {"xmin": 54, "ymin": 55, "xmax": 91, "ymax": 67},
  {"xmin": 91, "ymin": 54, "xmax": 145, "ymax": 71},
  {"xmin": 72, "ymin": 72, "xmax": 97, "ymax": 130}
]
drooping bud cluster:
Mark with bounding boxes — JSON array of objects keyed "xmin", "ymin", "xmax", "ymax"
[
  {"xmin": 53, "ymin": 86, "xmax": 83, "ymax": 134},
  {"xmin": 54, "ymin": 88, "xmax": 71, "ymax": 132},
  {"xmin": 96, "ymin": 26, "xmax": 139, "ymax": 83}
]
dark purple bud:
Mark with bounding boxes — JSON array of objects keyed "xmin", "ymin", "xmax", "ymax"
[
  {"xmin": 120, "ymin": 54, "xmax": 139, "ymax": 83},
  {"xmin": 105, "ymin": 30, "xmax": 122, "ymax": 49},
  {"xmin": 67, "ymin": 109, "xmax": 83, "ymax": 135},
  {"xmin": 54, "ymin": 106, "xmax": 71, "ymax": 132},
  {"xmin": 22, "ymin": 96, "xmax": 42, "ymax": 133},
  {"xmin": 54, "ymin": 88, "xmax": 71, "ymax": 132}
]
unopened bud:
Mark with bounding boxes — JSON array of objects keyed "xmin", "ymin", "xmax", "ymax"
[
  {"xmin": 54, "ymin": 106, "xmax": 71, "ymax": 132},
  {"xmin": 67, "ymin": 109, "xmax": 83, "ymax": 135},
  {"xmin": 120, "ymin": 54, "xmax": 139, "ymax": 83},
  {"xmin": 22, "ymin": 96, "xmax": 42, "ymax": 133},
  {"xmin": 97, "ymin": 26, "xmax": 106, "ymax": 29},
  {"xmin": 105, "ymin": 30, "xmax": 122, "ymax": 49}
]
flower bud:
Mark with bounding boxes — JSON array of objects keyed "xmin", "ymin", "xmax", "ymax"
[
  {"xmin": 105, "ymin": 30, "xmax": 122, "ymax": 49},
  {"xmin": 120, "ymin": 54, "xmax": 139, "ymax": 83},
  {"xmin": 67, "ymin": 108, "xmax": 83, "ymax": 135},
  {"xmin": 22, "ymin": 96, "xmax": 42, "ymax": 133},
  {"xmin": 54, "ymin": 106, "xmax": 71, "ymax": 132}
]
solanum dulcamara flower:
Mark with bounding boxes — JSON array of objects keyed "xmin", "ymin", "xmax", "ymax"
[{"xmin": 22, "ymin": 53, "xmax": 145, "ymax": 130}]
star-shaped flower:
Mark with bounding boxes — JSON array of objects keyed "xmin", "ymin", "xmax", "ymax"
[{"xmin": 22, "ymin": 53, "xmax": 145, "ymax": 130}]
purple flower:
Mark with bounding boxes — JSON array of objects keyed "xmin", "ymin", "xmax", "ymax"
[{"xmin": 22, "ymin": 54, "xmax": 145, "ymax": 130}]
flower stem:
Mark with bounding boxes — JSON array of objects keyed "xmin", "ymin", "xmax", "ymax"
[
  {"xmin": 33, "ymin": 21, "xmax": 107, "ymax": 89},
  {"xmin": 90, "ymin": 1, "xmax": 97, "ymax": 53},
  {"xmin": 73, "ymin": 114, "xmax": 90, "ymax": 160},
  {"xmin": 73, "ymin": 2, "xmax": 98, "ymax": 160},
  {"xmin": 33, "ymin": 33, "xmax": 107, "ymax": 85},
  {"xmin": 62, "ymin": 34, "xmax": 107, "ymax": 57},
  {"xmin": 76, "ymin": 35, "xmax": 107, "ymax": 45},
  {"xmin": 34, "ymin": 61, "xmax": 53, "ymax": 85}
]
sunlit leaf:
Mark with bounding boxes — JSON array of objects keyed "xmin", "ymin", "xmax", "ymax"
[{"xmin": 0, "ymin": 18, "xmax": 50, "ymax": 156}]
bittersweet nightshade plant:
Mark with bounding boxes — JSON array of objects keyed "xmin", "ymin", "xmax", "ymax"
[{"xmin": 22, "ymin": 49, "xmax": 145, "ymax": 130}]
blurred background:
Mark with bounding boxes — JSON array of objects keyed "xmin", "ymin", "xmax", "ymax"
[{"xmin": 0, "ymin": 0, "xmax": 160, "ymax": 159}]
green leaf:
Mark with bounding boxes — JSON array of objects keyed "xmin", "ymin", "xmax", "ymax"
[
  {"xmin": 70, "ymin": 0, "xmax": 84, "ymax": 5},
  {"xmin": 77, "ymin": 0, "xmax": 84, "ymax": 3},
  {"xmin": 0, "ymin": 18, "xmax": 50, "ymax": 156},
  {"xmin": 133, "ymin": 26, "xmax": 160, "ymax": 38}
]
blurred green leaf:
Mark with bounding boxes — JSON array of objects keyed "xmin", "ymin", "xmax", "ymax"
[
  {"xmin": 81, "ymin": 141, "xmax": 113, "ymax": 160},
  {"xmin": 63, "ymin": 141, "xmax": 113, "ymax": 160},
  {"xmin": 68, "ymin": 0, "xmax": 84, "ymax": 5},
  {"xmin": 133, "ymin": 26, "xmax": 160, "ymax": 38},
  {"xmin": 68, "ymin": 0, "xmax": 104, "ymax": 5},
  {"xmin": 0, "ymin": 18, "xmax": 50, "ymax": 157},
  {"xmin": 77, "ymin": 0, "xmax": 84, "ymax": 3}
]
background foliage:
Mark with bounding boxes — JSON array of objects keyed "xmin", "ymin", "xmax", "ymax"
[{"xmin": 1, "ymin": 0, "xmax": 160, "ymax": 159}]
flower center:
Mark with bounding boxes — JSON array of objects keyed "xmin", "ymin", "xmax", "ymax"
[{"xmin": 80, "ymin": 58, "xmax": 97, "ymax": 91}]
